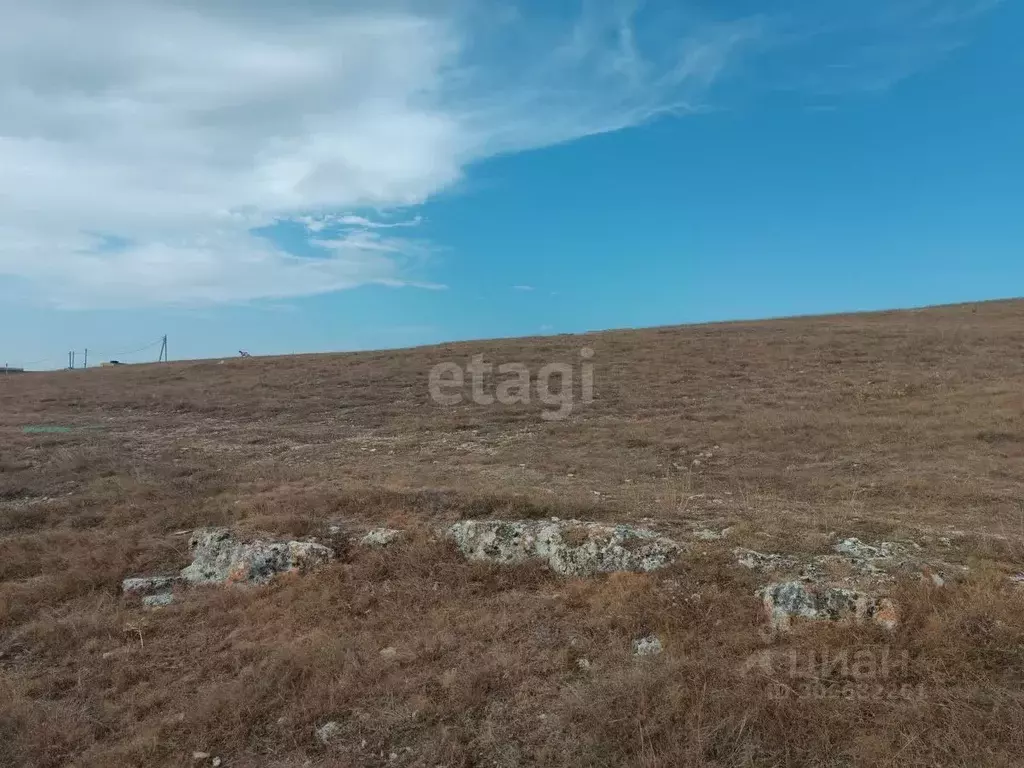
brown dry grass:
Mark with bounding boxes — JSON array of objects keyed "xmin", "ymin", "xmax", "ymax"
[{"xmin": 2, "ymin": 299, "xmax": 1024, "ymax": 767}]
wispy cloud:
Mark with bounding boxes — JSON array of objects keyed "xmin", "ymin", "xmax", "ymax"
[
  {"xmin": 512, "ymin": 285, "xmax": 535, "ymax": 292},
  {"xmin": 0, "ymin": 0, "xmax": 1001, "ymax": 308},
  {"xmin": 752, "ymin": 0, "xmax": 1004, "ymax": 95}
]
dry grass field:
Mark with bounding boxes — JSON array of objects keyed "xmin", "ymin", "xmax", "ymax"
[{"xmin": 2, "ymin": 299, "xmax": 1024, "ymax": 767}]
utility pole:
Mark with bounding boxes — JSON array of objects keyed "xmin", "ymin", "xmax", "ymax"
[
  {"xmin": 68, "ymin": 351, "xmax": 74, "ymax": 370},
  {"xmin": 158, "ymin": 335, "xmax": 168, "ymax": 363},
  {"xmin": 84, "ymin": 348, "xmax": 88, "ymax": 369}
]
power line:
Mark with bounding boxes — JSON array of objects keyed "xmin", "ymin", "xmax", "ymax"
[
  {"xmin": 7, "ymin": 336, "xmax": 169, "ymax": 371},
  {"xmin": 88, "ymin": 338, "xmax": 164, "ymax": 359}
]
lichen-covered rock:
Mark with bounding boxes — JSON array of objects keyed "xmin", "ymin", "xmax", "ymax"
[
  {"xmin": 360, "ymin": 528, "xmax": 404, "ymax": 547},
  {"xmin": 632, "ymin": 634, "xmax": 664, "ymax": 656},
  {"xmin": 142, "ymin": 592, "xmax": 174, "ymax": 608},
  {"xmin": 833, "ymin": 537, "xmax": 917, "ymax": 561},
  {"xmin": 734, "ymin": 548, "xmax": 798, "ymax": 572},
  {"xmin": 759, "ymin": 581, "xmax": 898, "ymax": 632},
  {"xmin": 122, "ymin": 575, "xmax": 180, "ymax": 596},
  {"xmin": 180, "ymin": 528, "xmax": 334, "ymax": 586},
  {"xmin": 830, "ymin": 537, "xmax": 961, "ymax": 583},
  {"xmin": 447, "ymin": 519, "xmax": 681, "ymax": 576}
]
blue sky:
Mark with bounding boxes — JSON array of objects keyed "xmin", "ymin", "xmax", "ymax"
[{"xmin": 1, "ymin": 1, "xmax": 1021, "ymax": 368}]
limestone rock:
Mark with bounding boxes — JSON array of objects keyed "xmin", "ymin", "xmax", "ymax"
[
  {"xmin": 632, "ymin": 634, "xmax": 664, "ymax": 656},
  {"xmin": 447, "ymin": 519, "xmax": 681, "ymax": 576},
  {"xmin": 694, "ymin": 526, "xmax": 731, "ymax": 541},
  {"xmin": 122, "ymin": 575, "xmax": 180, "ymax": 596},
  {"xmin": 734, "ymin": 548, "xmax": 797, "ymax": 572},
  {"xmin": 833, "ymin": 537, "xmax": 917, "ymax": 561},
  {"xmin": 180, "ymin": 528, "xmax": 334, "ymax": 586},
  {"xmin": 142, "ymin": 592, "xmax": 174, "ymax": 608},
  {"xmin": 759, "ymin": 581, "xmax": 898, "ymax": 632},
  {"xmin": 360, "ymin": 528, "xmax": 404, "ymax": 548},
  {"xmin": 316, "ymin": 721, "xmax": 343, "ymax": 745}
]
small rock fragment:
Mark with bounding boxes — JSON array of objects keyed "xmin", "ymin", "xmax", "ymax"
[
  {"xmin": 316, "ymin": 721, "xmax": 343, "ymax": 745},
  {"xmin": 833, "ymin": 537, "xmax": 915, "ymax": 561},
  {"xmin": 360, "ymin": 528, "xmax": 404, "ymax": 548},
  {"xmin": 734, "ymin": 548, "xmax": 797, "ymax": 572},
  {"xmin": 142, "ymin": 592, "xmax": 174, "ymax": 608},
  {"xmin": 632, "ymin": 635, "xmax": 664, "ymax": 657},
  {"xmin": 122, "ymin": 575, "xmax": 180, "ymax": 596},
  {"xmin": 693, "ymin": 528, "xmax": 723, "ymax": 541}
]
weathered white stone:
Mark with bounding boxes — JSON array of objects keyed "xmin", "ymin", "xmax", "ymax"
[
  {"xmin": 833, "ymin": 537, "xmax": 917, "ymax": 562},
  {"xmin": 142, "ymin": 592, "xmax": 174, "ymax": 608},
  {"xmin": 632, "ymin": 635, "xmax": 664, "ymax": 656},
  {"xmin": 316, "ymin": 721, "xmax": 343, "ymax": 745},
  {"xmin": 694, "ymin": 527, "xmax": 730, "ymax": 541},
  {"xmin": 122, "ymin": 575, "xmax": 180, "ymax": 595},
  {"xmin": 759, "ymin": 581, "xmax": 899, "ymax": 632},
  {"xmin": 734, "ymin": 548, "xmax": 797, "ymax": 572},
  {"xmin": 360, "ymin": 528, "xmax": 404, "ymax": 548},
  {"xmin": 180, "ymin": 528, "xmax": 334, "ymax": 586},
  {"xmin": 447, "ymin": 519, "xmax": 681, "ymax": 576}
]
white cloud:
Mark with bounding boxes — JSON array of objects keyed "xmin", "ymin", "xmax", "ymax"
[
  {"xmin": 0, "ymin": 0, "xmax": 1001, "ymax": 308},
  {"xmin": 0, "ymin": 0, "xmax": 769, "ymax": 307},
  {"xmin": 512, "ymin": 285, "xmax": 535, "ymax": 291}
]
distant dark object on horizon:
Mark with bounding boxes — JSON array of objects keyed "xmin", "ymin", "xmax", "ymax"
[{"xmin": 239, "ymin": 350, "xmax": 252, "ymax": 358}]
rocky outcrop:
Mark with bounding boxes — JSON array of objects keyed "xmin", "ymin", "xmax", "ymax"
[
  {"xmin": 736, "ymin": 536, "xmax": 964, "ymax": 588},
  {"xmin": 447, "ymin": 519, "xmax": 682, "ymax": 576},
  {"xmin": 121, "ymin": 574, "xmax": 179, "ymax": 608},
  {"xmin": 759, "ymin": 581, "xmax": 899, "ymax": 632},
  {"xmin": 180, "ymin": 528, "xmax": 334, "ymax": 586},
  {"xmin": 123, "ymin": 529, "xmax": 335, "ymax": 604},
  {"xmin": 121, "ymin": 575, "xmax": 180, "ymax": 596},
  {"xmin": 360, "ymin": 528, "xmax": 404, "ymax": 548},
  {"xmin": 735, "ymin": 548, "xmax": 798, "ymax": 572}
]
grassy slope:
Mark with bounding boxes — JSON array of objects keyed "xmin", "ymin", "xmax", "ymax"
[{"xmin": 1, "ymin": 299, "xmax": 1023, "ymax": 767}]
